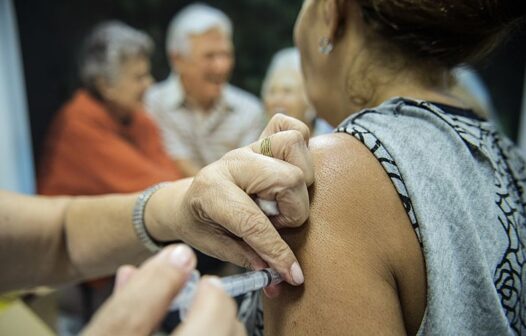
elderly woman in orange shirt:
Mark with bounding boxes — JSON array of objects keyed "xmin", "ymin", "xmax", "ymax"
[
  {"xmin": 37, "ymin": 20, "xmax": 184, "ymax": 330},
  {"xmin": 38, "ymin": 21, "xmax": 181, "ymax": 196}
]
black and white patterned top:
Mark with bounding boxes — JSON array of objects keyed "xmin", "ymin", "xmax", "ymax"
[{"xmin": 240, "ymin": 98, "xmax": 526, "ymax": 335}]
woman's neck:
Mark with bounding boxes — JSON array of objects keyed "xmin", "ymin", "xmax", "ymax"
[
  {"xmin": 104, "ymin": 101, "xmax": 134, "ymax": 125},
  {"xmin": 349, "ymin": 65, "xmax": 467, "ymax": 113},
  {"xmin": 370, "ymin": 83, "xmax": 468, "ymax": 110}
]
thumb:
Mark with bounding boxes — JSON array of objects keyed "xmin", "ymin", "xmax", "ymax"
[{"xmin": 84, "ymin": 245, "xmax": 196, "ymax": 336}]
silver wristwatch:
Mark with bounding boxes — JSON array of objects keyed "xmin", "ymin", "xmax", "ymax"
[{"xmin": 132, "ymin": 182, "xmax": 170, "ymax": 253}]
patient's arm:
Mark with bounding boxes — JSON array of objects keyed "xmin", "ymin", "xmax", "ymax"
[{"xmin": 264, "ymin": 133, "xmax": 426, "ymax": 335}]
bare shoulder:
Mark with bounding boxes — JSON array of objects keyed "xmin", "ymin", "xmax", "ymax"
[{"xmin": 264, "ymin": 133, "xmax": 426, "ymax": 335}]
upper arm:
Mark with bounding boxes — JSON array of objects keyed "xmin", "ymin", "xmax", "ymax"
[{"xmin": 264, "ymin": 133, "xmax": 426, "ymax": 335}]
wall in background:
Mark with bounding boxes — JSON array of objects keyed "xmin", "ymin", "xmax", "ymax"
[
  {"xmin": 0, "ymin": 0, "xmax": 35, "ymax": 193},
  {"xmin": 15, "ymin": 0, "xmax": 303, "ymax": 168},
  {"xmin": 477, "ymin": 29, "xmax": 526, "ymax": 139},
  {"xmin": 14, "ymin": 1, "xmax": 526, "ymax": 167}
]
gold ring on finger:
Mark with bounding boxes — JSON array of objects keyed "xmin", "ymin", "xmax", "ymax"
[{"xmin": 260, "ymin": 137, "xmax": 273, "ymax": 158}]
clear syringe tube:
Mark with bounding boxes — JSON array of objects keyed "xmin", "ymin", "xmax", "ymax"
[
  {"xmin": 221, "ymin": 268, "xmax": 282, "ymax": 297},
  {"xmin": 169, "ymin": 268, "xmax": 282, "ymax": 319}
]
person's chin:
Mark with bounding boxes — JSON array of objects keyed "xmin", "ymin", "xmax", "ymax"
[{"xmin": 206, "ymin": 85, "xmax": 223, "ymax": 100}]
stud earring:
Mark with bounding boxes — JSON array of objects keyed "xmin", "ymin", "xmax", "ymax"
[{"xmin": 319, "ymin": 37, "xmax": 334, "ymax": 55}]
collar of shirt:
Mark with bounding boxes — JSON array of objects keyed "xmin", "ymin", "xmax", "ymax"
[{"xmin": 74, "ymin": 89, "xmax": 149, "ymax": 139}]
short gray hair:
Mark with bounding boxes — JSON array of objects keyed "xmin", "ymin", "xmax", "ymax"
[
  {"xmin": 166, "ymin": 3, "xmax": 233, "ymax": 56},
  {"xmin": 262, "ymin": 47, "xmax": 316, "ymax": 122},
  {"xmin": 79, "ymin": 20, "xmax": 153, "ymax": 91},
  {"xmin": 261, "ymin": 48, "xmax": 302, "ymax": 98}
]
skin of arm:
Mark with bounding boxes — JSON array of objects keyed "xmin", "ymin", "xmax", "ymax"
[
  {"xmin": 264, "ymin": 133, "xmax": 427, "ymax": 335},
  {"xmin": 0, "ymin": 115, "xmax": 314, "ymax": 293},
  {"xmin": 0, "ymin": 179, "xmax": 191, "ymax": 293},
  {"xmin": 173, "ymin": 158, "xmax": 202, "ymax": 177}
]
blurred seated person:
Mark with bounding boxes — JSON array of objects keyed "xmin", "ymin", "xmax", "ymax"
[
  {"xmin": 262, "ymin": 47, "xmax": 332, "ymax": 136},
  {"xmin": 39, "ymin": 21, "xmax": 181, "ymax": 195},
  {"xmin": 146, "ymin": 3, "xmax": 264, "ymax": 178},
  {"xmin": 37, "ymin": 20, "xmax": 182, "ymax": 332}
]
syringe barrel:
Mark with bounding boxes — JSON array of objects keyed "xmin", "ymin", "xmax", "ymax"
[
  {"xmin": 221, "ymin": 268, "xmax": 282, "ymax": 297},
  {"xmin": 169, "ymin": 270, "xmax": 200, "ymax": 312},
  {"xmin": 169, "ymin": 268, "xmax": 283, "ymax": 314}
]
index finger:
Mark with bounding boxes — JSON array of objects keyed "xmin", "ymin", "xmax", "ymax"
[
  {"xmin": 251, "ymin": 130, "xmax": 314, "ymax": 186},
  {"xmin": 201, "ymin": 182, "xmax": 304, "ymax": 286},
  {"xmin": 259, "ymin": 113, "xmax": 311, "ymax": 144}
]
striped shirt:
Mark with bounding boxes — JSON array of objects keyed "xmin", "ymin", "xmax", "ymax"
[{"xmin": 146, "ymin": 75, "xmax": 264, "ymax": 167}]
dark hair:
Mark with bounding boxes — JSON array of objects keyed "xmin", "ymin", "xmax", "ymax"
[{"xmin": 358, "ymin": 0, "xmax": 526, "ymax": 68}]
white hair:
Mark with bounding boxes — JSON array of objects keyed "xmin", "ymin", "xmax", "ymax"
[
  {"xmin": 79, "ymin": 20, "xmax": 153, "ymax": 91},
  {"xmin": 262, "ymin": 47, "xmax": 316, "ymax": 122},
  {"xmin": 261, "ymin": 47, "xmax": 302, "ymax": 98},
  {"xmin": 166, "ymin": 3, "xmax": 233, "ymax": 56}
]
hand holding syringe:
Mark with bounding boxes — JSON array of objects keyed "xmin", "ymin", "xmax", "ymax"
[{"xmin": 170, "ymin": 268, "xmax": 283, "ymax": 319}]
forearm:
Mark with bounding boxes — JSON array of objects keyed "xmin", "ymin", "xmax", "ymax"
[
  {"xmin": 174, "ymin": 159, "xmax": 202, "ymax": 177},
  {"xmin": 0, "ymin": 191, "xmax": 77, "ymax": 292},
  {"xmin": 0, "ymin": 180, "xmax": 191, "ymax": 292},
  {"xmin": 63, "ymin": 193, "xmax": 149, "ymax": 281}
]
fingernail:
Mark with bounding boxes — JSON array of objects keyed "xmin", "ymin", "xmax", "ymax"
[
  {"xmin": 204, "ymin": 276, "xmax": 223, "ymax": 289},
  {"xmin": 168, "ymin": 244, "xmax": 193, "ymax": 271},
  {"xmin": 290, "ymin": 262, "xmax": 304, "ymax": 285}
]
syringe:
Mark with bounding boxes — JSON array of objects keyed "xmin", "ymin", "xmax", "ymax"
[{"xmin": 169, "ymin": 268, "xmax": 282, "ymax": 319}]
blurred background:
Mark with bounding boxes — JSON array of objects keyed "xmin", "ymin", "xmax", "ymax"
[
  {"xmin": 0, "ymin": 0, "xmax": 525, "ymax": 334},
  {"xmin": 11, "ymin": 0, "xmax": 526, "ymax": 171},
  {"xmin": 15, "ymin": 0, "xmax": 303, "ymax": 171}
]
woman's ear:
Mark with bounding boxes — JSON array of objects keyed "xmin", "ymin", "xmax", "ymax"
[{"xmin": 323, "ymin": 0, "xmax": 349, "ymax": 42}]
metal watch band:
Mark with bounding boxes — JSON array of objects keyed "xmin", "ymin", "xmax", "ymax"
[{"xmin": 132, "ymin": 182, "xmax": 170, "ymax": 253}]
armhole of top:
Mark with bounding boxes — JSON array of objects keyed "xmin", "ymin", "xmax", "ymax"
[{"xmin": 336, "ymin": 122, "xmax": 422, "ymax": 245}]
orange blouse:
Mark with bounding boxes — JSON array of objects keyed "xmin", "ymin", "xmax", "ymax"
[{"xmin": 38, "ymin": 90, "xmax": 182, "ymax": 196}]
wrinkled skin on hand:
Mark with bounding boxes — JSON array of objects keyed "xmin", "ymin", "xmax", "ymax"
[{"xmin": 178, "ymin": 114, "xmax": 314, "ymax": 288}]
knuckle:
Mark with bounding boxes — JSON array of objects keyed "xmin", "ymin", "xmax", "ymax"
[
  {"xmin": 241, "ymin": 213, "xmax": 269, "ymax": 239},
  {"xmin": 190, "ymin": 196, "xmax": 213, "ymax": 224},
  {"xmin": 269, "ymin": 241, "xmax": 291, "ymax": 260},
  {"xmin": 271, "ymin": 112, "xmax": 287, "ymax": 124},
  {"xmin": 283, "ymin": 165, "xmax": 305, "ymax": 186},
  {"xmin": 299, "ymin": 121, "xmax": 310, "ymax": 135},
  {"xmin": 222, "ymin": 147, "xmax": 244, "ymax": 161},
  {"xmin": 286, "ymin": 129, "xmax": 305, "ymax": 145},
  {"xmin": 275, "ymin": 191, "xmax": 309, "ymax": 227},
  {"xmin": 186, "ymin": 183, "xmax": 225, "ymax": 227},
  {"xmin": 281, "ymin": 210, "xmax": 307, "ymax": 228}
]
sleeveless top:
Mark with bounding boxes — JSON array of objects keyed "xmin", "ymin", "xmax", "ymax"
[{"xmin": 241, "ymin": 97, "xmax": 526, "ymax": 335}]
